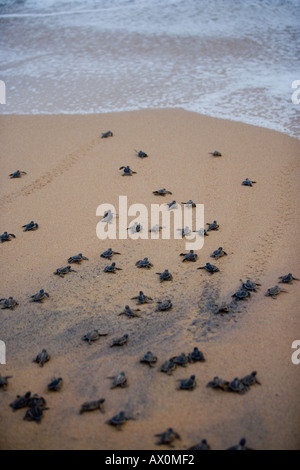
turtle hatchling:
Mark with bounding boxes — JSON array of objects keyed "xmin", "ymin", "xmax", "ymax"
[
  {"xmin": 160, "ymin": 358, "xmax": 176, "ymax": 375},
  {"xmin": 28, "ymin": 394, "xmax": 47, "ymax": 410},
  {"xmin": 106, "ymin": 411, "xmax": 133, "ymax": 430},
  {"xmin": 153, "ymin": 188, "xmax": 172, "ymax": 196},
  {"xmin": 155, "ymin": 428, "xmax": 181, "ymax": 448},
  {"xmin": 54, "ymin": 265, "xmax": 76, "ymax": 277},
  {"xmin": 0, "ymin": 297, "xmax": 18, "ymax": 310},
  {"xmin": 82, "ymin": 329, "xmax": 108, "ymax": 345},
  {"xmin": 166, "ymin": 200, "xmax": 177, "ymax": 210},
  {"xmin": 178, "ymin": 375, "xmax": 196, "ymax": 391},
  {"xmin": 80, "ymin": 398, "xmax": 105, "ymax": 414},
  {"xmin": 173, "ymin": 352, "xmax": 189, "ymax": 367},
  {"xmin": 232, "ymin": 288, "xmax": 251, "ymax": 300},
  {"xmin": 209, "ymin": 150, "xmax": 222, "ymax": 157},
  {"xmin": 23, "ymin": 405, "xmax": 48, "ymax": 423},
  {"xmin": 68, "ymin": 253, "xmax": 88, "ymax": 264},
  {"xmin": 135, "ymin": 257, "xmax": 153, "ymax": 269},
  {"xmin": 226, "ymin": 438, "xmax": 253, "ymax": 451},
  {"xmin": 240, "ymin": 279, "xmax": 261, "ymax": 292},
  {"xmin": 100, "ymin": 248, "xmax": 121, "ymax": 260},
  {"xmin": 180, "ymin": 250, "xmax": 198, "ymax": 262},
  {"xmin": 118, "ymin": 305, "xmax": 141, "ymax": 318},
  {"xmin": 9, "ymin": 170, "xmax": 27, "ymax": 178},
  {"xmin": 157, "ymin": 299, "xmax": 173, "ymax": 311},
  {"xmin": 198, "ymin": 262, "xmax": 220, "ymax": 274},
  {"xmin": 240, "ymin": 371, "xmax": 261, "ymax": 388},
  {"xmin": 110, "ymin": 334, "xmax": 129, "ymax": 347},
  {"xmin": 188, "ymin": 439, "xmax": 211, "ymax": 450},
  {"xmin": 33, "ymin": 349, "xmax": 50, "ymax": 367},
  {"xmin": 10, "ymin": 391, "xmax": 31, "ymax": 409},
  {"xmin": 156, "ymin": 269, "xmax": 173, "ymax": 282},
  {"xmin": 48, "ymin": 377, "xmax": 63, "ymax": 391},
  {"xmin": 1, "ymin": 232, "xmax": 16, "ymax": 243},
  {"xmin": 140, "ymin": 351, "xmax": 157, "ymax": 368},
  {"xmin": 181, "ymin": 200, "xmax": 197, "ymax": 208},
  {"xmin": 188, "ymin": 347, "xmax": 205, "ymax": 363},
  {"xmin": 135, "ymin": 149, "xmax": 148, "ymax": 158},
  {"xmin": 119, "ymin": 165, "xmax": 137, "ymax": 176},
  {"xmin": 131, "ymin": 291, "xmax": 153, "ymax": 304},
  {"xmin": 228, "ymin": 377, "xmax": 248, "ymax": 394},
  {"xmin": 265, "ymin": 285, "xmax": 287, "ymax": 299},
  {"xmin": 127, "ymin": 222, "xmax": 142, "ymax": 233},
  {"xmin": 22, "ymin": 221, "xmax": 38, "ymax": 231},
  {"xmin": 104, "ymin": 262, "xmax": 122, "ymax": 273},
  {"xmin": 207, "ymin": 376, "xmax": 229, "ymax": 391},
  {"xmin": 206, "ymin": 220, "xmax": 219, "ymax": 231},
  {"xmin": 211, "ymin": 247, "xmax": 227, "ymax": 259},
  {"xmin": 30, "ymin": 289, "xmax": 49, "ymax": 302},
  {"xmin": 101, "ymin": 131, "xmax": 113, "ymax": 138},
  {"xmin": 0, "ymin": 374, "xmax": 13, "ymax": 390},
  {"xmin": 107, "ymin": 372, "xmax": 128, "ymax": 389},
  {"xmin": 279, "ymin": 273, "xmax": 300, "ymax": 284},
  {"xmin": 242, "ymin": 178, "xmax": 256, "ymax": 187}
]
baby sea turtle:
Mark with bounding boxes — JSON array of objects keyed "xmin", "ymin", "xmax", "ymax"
[
  {"xmin": 33, "ymin": 349, "xmax": 50, "ymax": 367},
  {"xmin": 232, "ymin": 288, "xmax": 251, "ymax": 300},
  {"xmin": 119, "ymin": 165, "xmax": 137, "ymax": 176},
  {"xmin": 48, "ymin": 377, "xmax": 63, "ymax": 391},
  {"xmin": 101, "ymin": 210, "xmax": 116, "ymax": 224},
  {"xmin": 193, "ymin": 228, "xmax": 209, "ymax": 237},
  {"xmin": 80, "ymin": 398, "xmax": 105, "ymax": 414},
  {"xmin": 181, "ymin": 200, "xmax": 196, "ymax": 208},
  {"xmin": 153, "ymin": 188, "xmax": 172, "ymax": 196},
  {"xmin": 211, "ymin": 247, "xmax": 227, "ymax": 259},
  {"xmin": 228, "ymin": 377, "xmax": 248, "ymax": 394},
  {"xmin": 155, "ymin": 428, "xmax": 181, "ymax": 448},
  {"xmin": 118, "ymin": 305, "xmax": 141, "ymax": 318},
  {"xmin": 149, "ymin": 224, "xmax": 165, "ymax": 233},
  {"xmin": 22, "ymin": 221, "xmax": 38, "ymax": 231},
  {"xmin": 180, "ymin": 250, "xmax": 198, "ymax": 262},
  {"xmin": 178, "ymin": 375, "xmax": 196, "ymax": 390},
  {"xmin": 107, "ymin": 372, "xmax": 128, "ymax": 389},
  {"xmin": 100, "ymin": 248, "xmax": 121, "ymax": 260},
  {"xmin": 106, "ymin": 411, "xmax": 133, "ymax": 430},
  {"xmin": 166, "ymin": 200, "xmax": 177, "ymax": 210},
  {"xmin": 265, "ymin": 285, "xmax": 287, "ymax": 299},
  {"xmin": 23, "ymin": 405, "xmax": 48, "ymax": 423},
  {"xmin": 188, "ymin": 439, "xmax": 211, "ymax": 450},
  {"xmin": 178, "ymin": 226, "xmax": 192, "ymax": 238},
  {"xmin": 0, "ymin": 231, "xmax": 16, "ymax": 243},
  {"xmin": 9, "ymin": 170, "xmax": 27, "ymax": 178},
  {"xmin": 157, "ymin": 299, "xmax": 173, "ymax": 311},
  {"xmin": 82, "ymin": 329, "xmax": 108, "ymax": 345},
  {"xmin": 242, "ymin": 178, "xmax": 256, "ymax": 187},
  {"xmin": 279, "ymin": 273, "xmax": 300, "ymax": 284},
  {"xmin": 104, "ymin": 262, "xmax": 122, "ymax": 273},
  {"xmin": 10, "ymin": 391, "xmax": 31, "ymax": 409},
  {"xmin": 226, "ymin": 438, "xmax": 253, "ymax": 451},
  {"xmin": 207, "ymin": 376, "xmax": 229, "ymax": 391},
  {"xmin": 127, "ymin": 222, "xmax": 142, "ymax": 233},
  {"xmin": 53, "ymin": 265, "xmax": 76, "ymax": 277},
  {"xmin": 156, "ymin": 269, "xmax": 173, "ymax": 282},
  {"xmin": 101, "ymin": 131, "xmax": 113, "ymax": 138},
  {"xmin": 135, "ymin": 257, "xmax": 153, "ymax": 269},
  {"xmin": 68, "ymin": 253, "xmax": 88, "ymax": 264},
  {"xmin": 30, "ymin": 289, "xmax": 49, "ymax": 302},
  {"xmin": 140, "ymin": 351, "xmax": 157, "ymax": 368},
  {"xmin": 0, "ymin": 375, "xmax": 13, "ymax": 390},
  {"xmin": 173, "ymin": 352, "xmax": 189, "ymax": 367},
  {"xmin": 0, "ymin": 297, "xmax": 19, "ymax": 310},
  {"xmin": 198, "ymin": 263, "xmax": 220, "ymax": 274},
  {"xmin": 131, "ymin": 291, "xmax": 153, "ymax": 304},
  {"xmin": 209, "ymin": 150, "xmax": 222, "ymax": 157},
  {"xmin": 28, "ymin": 394, "xmax": 47, "ymax": 409},
  {"xmin": 110, "ymin": 334, "xmax": 129, "ymax": 347},
  {"xmin": 188, "ymin": 347, "xmax": 205, "ymax": 363},
  {"xmin": 240, "ymin": 279, "xmax": 261, "ymax": 292},
  {"xmin": 206, "ymin": 220, "xmax": 219, "ymax": 231},
  {"xmin": 135, "ymin": 149, "xmax": 148, "ymax": 158},
  {"xmin": 160, "ymin": 358, "xmax": 176, "ymax": 375},
  {"xmin": 240, "ymin": 371, "xmax": 261, "ymax": 388}
]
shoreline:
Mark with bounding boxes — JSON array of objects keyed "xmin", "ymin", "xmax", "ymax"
[{"xmin": 0, "ymin": 109, "xmax": 299, "ymax": 450}]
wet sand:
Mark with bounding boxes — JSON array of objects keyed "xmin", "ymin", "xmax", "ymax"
[{"xmin": 0, "ymin": 109, "xmax": 299, "ymax": 450}]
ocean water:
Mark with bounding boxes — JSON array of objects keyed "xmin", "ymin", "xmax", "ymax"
[{"xmin": 0, "ymin": 0, "xmax": 299, "ymax": 137}]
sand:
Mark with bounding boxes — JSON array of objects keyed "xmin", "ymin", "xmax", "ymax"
[{"xmin": 0, "ymin": 109, "xmax": 299, "ymax": 450}]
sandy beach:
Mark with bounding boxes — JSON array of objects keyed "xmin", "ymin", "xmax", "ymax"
[{"xmin": 0, "ymin": 108, "xmax": 299, "ymax": 450}]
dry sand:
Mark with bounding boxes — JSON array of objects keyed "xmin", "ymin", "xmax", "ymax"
[{"xmin": 0, "ymin": 109, "xmax": 299, "ymax": 450}]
